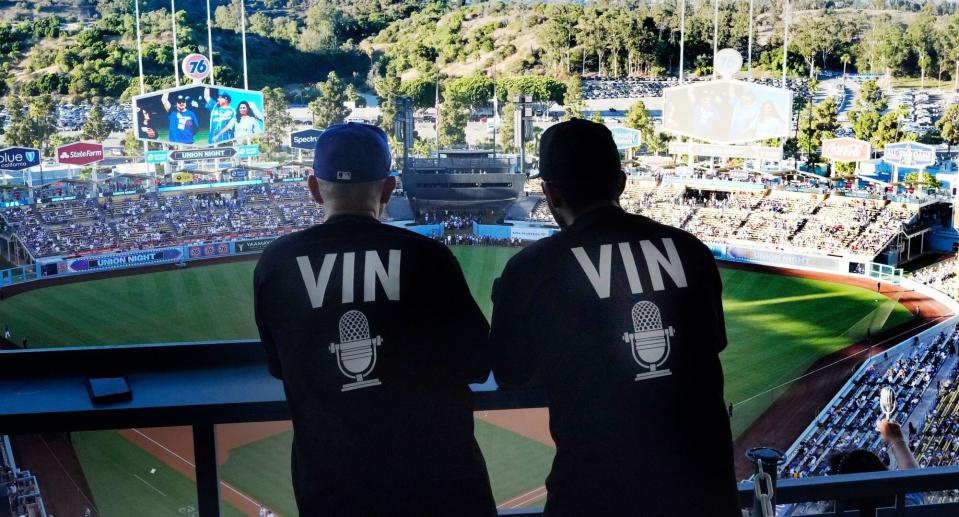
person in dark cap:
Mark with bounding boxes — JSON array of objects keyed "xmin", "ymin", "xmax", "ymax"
[
  {"xmin": 253, "ymin": 122, "xmax": 495, "ymax": 516},
  {"xmin": 489, "ymin": 118, "xmax": 739, "ymax": 516}
]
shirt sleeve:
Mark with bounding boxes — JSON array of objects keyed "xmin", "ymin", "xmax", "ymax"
[
  {"xmin": 253, "ymin": 258, "xmax": 282, "ymax": 378},
  {"xmin": 701, "ymin": 248, "xmax": 728, "ymax": 354},
  {"xmin": 428, "ymin": 248, "xmax": 491, "ymax": 384},
  {"xmin": 489, "ymin": 256, "xmax": 539, "ymax": 387}
]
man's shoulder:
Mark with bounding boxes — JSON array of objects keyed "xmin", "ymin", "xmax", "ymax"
[
  {"xmin": 260, "ymin": 222, "xmax": 451, "ymax": 259},
  {"xmin": 622, "ymin": 212, "xmax": 714, "ymax": 256}
]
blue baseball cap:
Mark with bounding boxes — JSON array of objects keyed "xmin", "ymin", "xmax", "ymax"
[{"xmin": 312, "ymin": 122, "xmax": 392, "ymax": 183}]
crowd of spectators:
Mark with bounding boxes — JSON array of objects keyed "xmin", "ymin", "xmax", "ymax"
[
  {"xmin": 782, "ymin": 331, "xmax": 954, "ymax": 480},
  {"xmin": 1, "ymin": 183, "xmax": 329, "ymax": 258},
  {"xmin": 525, "ymin": 180, "xmax": 917, "ymax": 258},
  {"xmin": 435, "ymin": 234, "xmax": 523, "ymax": 247},
  {"xmin": 2, "ymin": 437, "xmax": 45, "ymax": 517},
  {"xmin": 911, "ymin": 256, "xmax": 959, "ymax": 300}
]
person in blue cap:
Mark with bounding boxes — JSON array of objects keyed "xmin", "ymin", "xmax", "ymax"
[{"xmin": 253, "ymin": 122, "xmax": 495, "ymax": 517}]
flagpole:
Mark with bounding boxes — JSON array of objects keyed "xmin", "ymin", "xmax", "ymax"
[
  {"xmin": 206, "ymin": 0, "xmax": 215, "ymax": 85},
  {"xmin": 240, "ymin": 0, "xmax": 249, "ymax": 90},
  {"xmin": 679, "ymin": 0, "xmax": 686, "ymax": 84},
  {"xmin": 782, "ymin": 0, "xmax": 789, "ymax": 88},
  {"xmin": 747, "ymin": 0, "xmax": 754, "ymax": 79},
  {"xmin": 713, "ymin": 0, "xmax": 719, "ymax": 79},
  {"xmin": 171, "ymin": 0, "xmax": 180, "ymax": 86}
]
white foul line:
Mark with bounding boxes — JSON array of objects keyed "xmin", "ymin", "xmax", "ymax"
[
  {"xmin": 497, "ymin": 486, "xmax": 547, "ymax": 509},
  {"xmin": 129, "ymin": 428, "xmax": 262, "ymax": 508},
  {"xmin": 134, "ymin": 473, "xmax": 168, "ymax": 497}
]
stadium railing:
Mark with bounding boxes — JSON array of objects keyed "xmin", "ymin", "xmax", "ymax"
[{"xmin": 2, "ymin": 341, "xmax": 959, "ymax": 516}]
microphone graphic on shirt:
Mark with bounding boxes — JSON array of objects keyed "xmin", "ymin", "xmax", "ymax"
[
  {"xmin": 329, "ymin": 310, "xmax": 383, "ymax": 392},
  {"xmin": 623, "ymin": 301, "xmax": 674, "ymax": 382}
]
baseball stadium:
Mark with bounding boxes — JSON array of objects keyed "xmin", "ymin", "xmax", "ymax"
[{"xmin": 3, "ymin": 1, "xmax": 959, "ymax": 516}]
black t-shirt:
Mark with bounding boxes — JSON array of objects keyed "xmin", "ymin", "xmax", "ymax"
[
  {"xmin": 490, "ymin": 206, "xmax": 739, "ymax": 517},
  {"xmin": 254, "ymin": 215, "xmax": 495, "ymax": 516}
]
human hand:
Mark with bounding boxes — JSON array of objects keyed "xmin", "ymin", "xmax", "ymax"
[{"xmin": 877, "ymin": 418, "xmax": 905, "ymax": 444}]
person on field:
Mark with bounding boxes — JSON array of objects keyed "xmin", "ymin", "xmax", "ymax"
[
  {"xmin": 254, "ymin": 122, "xmax": 495, "ymax": 517},
  {"xmin": 489, "ymin": 119, "xmax": 739, "ymax": 517}
]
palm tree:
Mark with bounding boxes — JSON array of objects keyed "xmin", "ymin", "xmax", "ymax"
[{"xmin": 840, "ymin": 53, "xmax": 851, "ymax": 84}]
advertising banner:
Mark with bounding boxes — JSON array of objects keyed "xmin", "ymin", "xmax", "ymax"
[
  {"xmin": 172, "ymin": 172, "xmax": 194, "ymax": 183},
  {"xmin": 235, "ymin": 237, "xmax": 277, "ymax": 254},
  {"xmin": 0, "ymin": 147, "xmax": 41, "ymax": 171},
  {"xmin": 822, "ymin": 138, "xmax": 870, "ymax": 162},
  {"xmin": 181, "ymin": 53, "xmax": 211, "ymax": 81},
  {"xmin": 133, "ymin": 85, "xmax": 265, "ymax": 146},
  {"xmin": 609, "ymin": 127, "xmax": 643, "ymax": 150},
  {"xmin": 145, "ymin": 150, "xmax": 169, "ymax": 164},
  {"xmin": 723, "ymin": 246, "xmax": 844, "ymax": 272},
  {"xmin": 187, "ymin": 242, "xmax": 232, "ymax": 259},
  {"xmin": 662, "ymin": 80, "xmax": 792, "ymax": 144},
  {"xmin": 66, "ymin": 248, "xmax": 183, "ymax": 273},
  {"xmin": 56, "ymin": 142, "xmax": 104, "ymax": 166},
  {"xmin": 238, "ymin": 145, "xmax": 260, "ymax": 158},
  {"xmin": 668, "ymin": 142, "xmax": 783, "ymax": 160},
  {"xmin": 170, "ymin": 148, "xmax": 237, "ymax": 161},
  {"xmin": 510, "ymin": 226, "xmax": 556, "ymax": 241},
  {"xmin": 289, "ymin": 129, "xmax": 324, "ymax": 150},
  {"xmin": 883, "ymin": 142, "xmax": 936, "ymax": 168}
]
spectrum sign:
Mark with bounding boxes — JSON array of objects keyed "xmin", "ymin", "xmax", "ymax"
[
  {"xmin": 289, "ymin": 129, "xmax": 324, "ymax": 150},
  {"xmin": 57, "ymin": 141, "xmax": 104, "ymax": 166}
]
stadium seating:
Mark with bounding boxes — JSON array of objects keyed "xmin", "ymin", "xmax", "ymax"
[
  {"xmin": 1, "ymin": 183, "xmax": 327, "ymax": 259},
  {"xmin": 782, "ymin": 331, "xmax": 955, "ymax": 480},
  {"xmin": 1, "ymin": 436, "xmax": 45, "ymax": 517},
  {"xmin": 521, "ymin": 180, "xmax": 917, "ymax": 258}
]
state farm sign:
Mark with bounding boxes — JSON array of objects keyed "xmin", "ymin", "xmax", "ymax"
[
  {"xmin": 822, "ymin": 137, "xmax": 870, "ymax": 162},
  {"xmin": 56, "ymin": 142, "xmax": 104, "ymax": 166}
]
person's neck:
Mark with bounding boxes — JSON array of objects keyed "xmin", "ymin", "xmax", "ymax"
[
  {"xmin": 564, "ymin": 201, "xmax": 620, "ymax": 227},
  {"xmin": 324, "ymin": 206, "xmax": 379, "ymax": 220}
]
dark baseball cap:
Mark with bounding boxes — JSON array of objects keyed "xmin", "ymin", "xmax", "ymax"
[
  {"xmin": 218, "ymin": 92, "xmax": 231, "ymax": 102},
  {"xmin": 312, "ymin": 122, "xmax": 392, "ymax": 183},
  {"xmin": 537, "ymin": 118, "xmax": 621, "ymax": 184}
]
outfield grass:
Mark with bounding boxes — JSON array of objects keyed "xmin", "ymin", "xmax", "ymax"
[
  {"xmin": 216, "ymin": 419, "xmax": 556, "ymax": 512},
  {"xmin": 1, "ymin": 247, "xmax": 913, "ymax": 514},
  {"xmin": 72, "ymin": 430, "xmax": 246, "ymax": 517}
]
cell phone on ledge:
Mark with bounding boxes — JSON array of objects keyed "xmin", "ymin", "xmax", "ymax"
[{"xmin": 86, "ymin": 376, "xmax": 132, "ymax": 404}]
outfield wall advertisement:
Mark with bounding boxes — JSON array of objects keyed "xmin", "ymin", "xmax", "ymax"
[
  {"xmin": 721, "ymin": 245, "xmax": 846, "ymax": 272},
  {"xmin": 187, "ymin": 242, "xmax": 232, "ymax": 259},
  {"xmin": 65, "ymin": 248, "xmax": 184, "ymax": 273},
  {"xmin": 235, "ymin": 237, "xmax": 277, "ymax": 254}
]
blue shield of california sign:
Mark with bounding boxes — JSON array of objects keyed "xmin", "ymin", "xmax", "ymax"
[{"xmin": 0, "ymin": 147, "xmax": 41, "ymax": 171}]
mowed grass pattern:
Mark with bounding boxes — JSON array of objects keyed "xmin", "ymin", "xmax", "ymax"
[
  {"xmin": 215, "ymin": 419, "xmax": 556, "ymax": 513},
  {"xmin": 72, "ymin": 430, "xmax": 246, "ymax": 517},
  {"xmin": 2, "ymin": 247, "xmax": 912, "ymax": 513}
]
